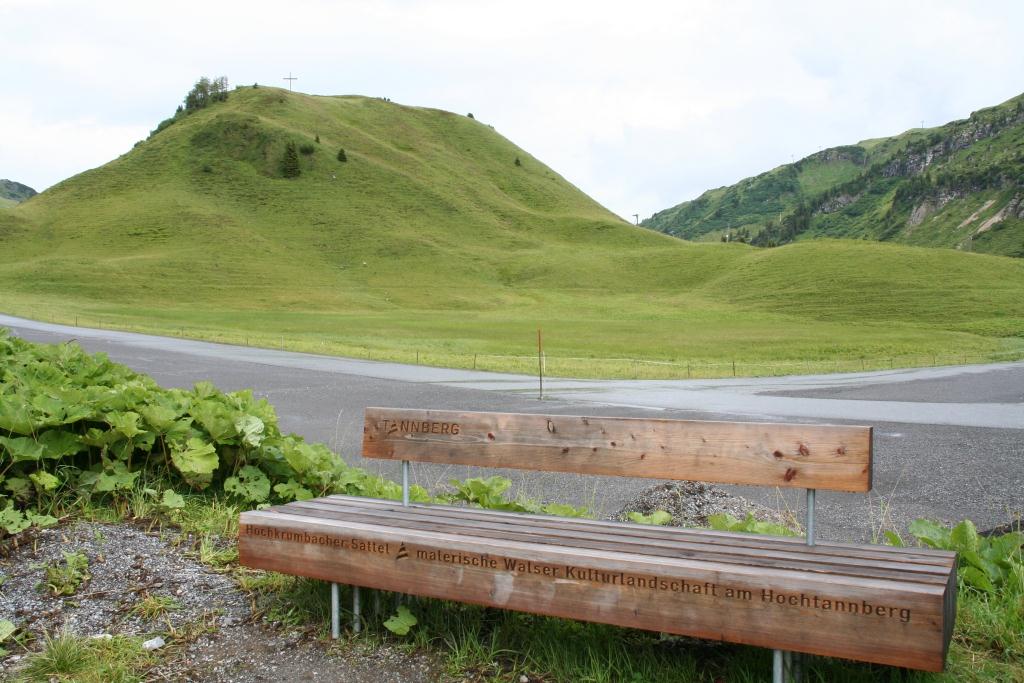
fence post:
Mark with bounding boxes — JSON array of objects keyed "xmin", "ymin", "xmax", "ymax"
[
  {"xmin": 732, "ymin": 360, "xmax": 736, "ymax": 377},
  {"xmin": 473, "ymin": 353, "xmax": 477, "ymax": 370},
  {"xmin": 537, "ymin": 329, "xmax": 544, "ymax": 400}
]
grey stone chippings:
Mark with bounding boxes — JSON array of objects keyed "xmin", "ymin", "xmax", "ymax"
[{"xmin": 0, "ymin": 521, "xmax": 441, "ymax": 682}]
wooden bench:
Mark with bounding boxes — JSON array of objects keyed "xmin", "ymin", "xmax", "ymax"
[{"xmin": 239, "ymin": 408, "xmax": 957, "ymax": 679}]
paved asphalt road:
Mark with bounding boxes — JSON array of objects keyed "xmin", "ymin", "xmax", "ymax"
[{"xmin": 3, "ymin": 314, "xmax": 1021, "ymax": 543}]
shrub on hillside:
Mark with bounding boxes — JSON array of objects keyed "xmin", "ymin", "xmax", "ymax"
[
  {"xmin": 183, "ymin": 76, "xmax": 229, "ymax": 111},
  {"xmin": 298, "ymin": 143, "xmax": 315, "ymax": 156},
  {"xmin": 337, "ymin": 148, "xmax": 347, "ymax": 162},
  {"xmin": 281, "ymin": 142, "xmax": 301, "ymax": 178}
]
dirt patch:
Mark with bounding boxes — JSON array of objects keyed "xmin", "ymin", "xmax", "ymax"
[{"xmin": 0, "ymin": 522, "xmax": 440, "ymax": 682}]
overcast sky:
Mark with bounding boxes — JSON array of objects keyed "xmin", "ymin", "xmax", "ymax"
[{"xmin": 3, "ymin": 0, "xmax": 1023, "ymax": 220}]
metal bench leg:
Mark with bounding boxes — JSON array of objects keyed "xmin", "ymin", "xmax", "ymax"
[
  {"xmin": 353, "ymin": 585, "xmax": 362, "ymax": 634},
  {"xmin": 773, "ymin": 649, "xmax": 784, "ymax": 683},
  {"xmin": 331, "ymin": 582, "xmax": 340, "ymax": 639}
]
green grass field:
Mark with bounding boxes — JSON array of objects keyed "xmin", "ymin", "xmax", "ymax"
[{"xmin": 1, "ymin": 87, "xmax": 1023, "ymax": 377}]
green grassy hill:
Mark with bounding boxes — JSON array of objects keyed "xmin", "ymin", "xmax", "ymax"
[
  {"xmin": 643, "ymin": 93, "xmax": 1024, "ymax": 258},
  {"xmin": 1, "ymin": 86, "xmax": 1023, "ymax": 376}
]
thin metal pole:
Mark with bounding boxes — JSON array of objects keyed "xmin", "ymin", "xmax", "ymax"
[
  {"xmin": 773, "ymin": 649, "xmax": 784, "ymax": 683},
  {"xmin": 352, "ymin": 586, "xmax": 362, "ymax": 634},
  {"xmin": 806, "ymin": 488, "xmax": 816, "ymax": 547},
  {"xmin": 537, "ymin": 329, "xmax": 544, "ymax": 400},
  {"xmin": 331, "ymin": 582, "xmax": 340, "ymax": 639},
  {"xmin": 402, "ymin": 460, "xmax": 410, "ymax": 506}
]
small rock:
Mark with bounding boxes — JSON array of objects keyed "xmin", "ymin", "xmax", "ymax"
[
  {"xmin": 520, "ymin": 676, "xmax": 530, "ymax": 683},
  {"xmin": 91, "ymin": 633, "xmax": 113, "ymax": 640},
  {"xmin": 142, "ymin": 636, "xmax": 165, "ymax": 651}
]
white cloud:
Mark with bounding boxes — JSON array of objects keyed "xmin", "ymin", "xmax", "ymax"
[{"xmin": 0, "ymin": 101, "xmax": 148, "ymax": 191}]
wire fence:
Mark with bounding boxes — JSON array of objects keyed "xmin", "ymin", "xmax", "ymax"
[{"xmin": 17, "ymin": 313, "xmax": 1024, "ymax": 381}]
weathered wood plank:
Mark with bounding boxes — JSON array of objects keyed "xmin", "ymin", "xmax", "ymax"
[
  {"xmin": 282, "ymin": 499, "xmax": 951, "ymax": 583},
  {"xmin": 362, "ymin": 408, "xmax": 872, "ymax": 491},
  {"xmin": 327, "ymin": 495, "xmax": 954, "ymax": 564},
  {"xmin": 239, "ymin": 509, "xmax": 955, "ymax": 671}
]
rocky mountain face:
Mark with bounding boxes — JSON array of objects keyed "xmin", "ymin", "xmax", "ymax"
[
  {"xmin": 644, "ymin": 93, "xmax": 1024, "ymax": 257},
  {"xmin": 0, "ymin": 179, "xmax": 37, "ymax": 204}
]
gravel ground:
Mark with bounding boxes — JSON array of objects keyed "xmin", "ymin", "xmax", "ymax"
[{"xmin": 0, "ymin": 522, "xmax": 440, "ymax": 682}]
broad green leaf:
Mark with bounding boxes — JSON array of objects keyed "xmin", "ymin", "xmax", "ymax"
[
  {"xmin": 0, "ymin": 619, "xmax": 14, "ymax": 643},
  {"xmin": 282, "ymin": 442, "xmax": 316, "ymax": 474},
  {"xmin": 139, "ymin": 404, "xmax": 180, "ymax": 432},
  {"xmin": 31, "ymin": 393, "xmax": 66, "ymax": 420},
  {"xmin": 93, "ymin": 463, "xmax": 139, "ymax": 492},
  {"xmin": 0, "ymin": 505, "xmax": 29, "ymax": 535},
  {"xmin": 191, "ymin": 400, "xmax": 237, "ymax": 442},
  {"xmin": 0, "ymin": 397, "xmax": 33, "ymax": 435},
  {"xmin": 79, "ymin": 428, "xmax": 123, "ymax": 448},
  {"xmin": 708, "ymin": 513, "xmax": 739, "ymax": 531},
  {"xmin": 909, "ymin": 519, "xmax": 952, "ymax": 549},
  {"xmin": 627, "ymin": 510, "xmax": 673, "ymax": 526},
  {"xmin": 164, "ymin": 418, "xmax": 196, "ymax": 442},
  {"xmin": 224, "ymin": 465, "xmax": 271, "ymax": 503},
  {"xmin": 960, "ymin": 566, "xmax": 995, "ymax": 593},
  {"xmin": 27, "ymin": 512, "xmax": 58, "ymax": 528},
  {"xmin": 0, "ymin": 436, "xmax": 45, "ymax": 463},
  {"xmin": 540, "ymin": 503, "xmax": 589, "ymax": 518},
  {"xmin": 950, "ymin": 520, "xmax": 980, "ymax": 554},
  {"xmin": 383, "ymin": 605, "xmax": 417, "ymax": 636},
  {"xmin": 4, "ymin": 478, "xmax": 31, "ymax": 500},
  {"xmin": 273, "ymin": 479, "xmax": 314, "ymax": 502},
  {"xmin": 170, "ymin": 438, "xmax": 219, "ymax": 488},
  {"xmin": 38, "ymin": 430, "xmax": 85, "ymax": 459},
  {"xmin": 193, "ymin": 381, "xmax": 218, "ymax": 399},
  {"xmin": 883, "ymin": 531, "xmax": 905, "ymax": 547},
  {"xmin": 234, "ymin": 415, "xmax": 265, "ymax": 448},
  {"xmin": 29, "ymin": 471, "xmax": 60, "ymax": 491},
  {"xmin": 159, "ymin": 489, "xmax": 186, "ymax": 511},
  {"xmin": 107, "ymin": 411, "xmax": 144, "ymax": 438}
]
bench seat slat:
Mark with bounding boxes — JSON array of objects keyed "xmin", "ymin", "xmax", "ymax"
[
  {"xmin": 325, "ymin": 495, "xmax": 956, "ymax": 566},
  {"xmin": 239, "ymin": 505, "xmax": 955, "ymax": 671},
  {"xmin": 363, "ymin": 408, "xmax": 873, "ymax": 492},
  {"xmin": 281, "ymin": 499, "xmax": 952, "ymax": 584}
]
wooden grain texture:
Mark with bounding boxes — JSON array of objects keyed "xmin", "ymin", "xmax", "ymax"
[
  {"xmin": 239, "ymin": 505, "xmax": 956, "ymax": 671},
  {"xmin": 283, "ymin": 499, "xmax": 950, "ymax": 582},
  {"xmin": 362, "ymin": 408, "xmax": 872, "ymax": 492}
]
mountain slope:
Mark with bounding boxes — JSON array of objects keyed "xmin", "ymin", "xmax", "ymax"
[
  {"xmin": 0, "ymin": 179, "xmax": 36, "ymax": 208},
  {"xmin": 644, "ymin": 93, "xmax": 1024, "ymax": 257},
  {"xmin": 0, "ymin": 86, "xmax": 1022, "ymax": 372}
]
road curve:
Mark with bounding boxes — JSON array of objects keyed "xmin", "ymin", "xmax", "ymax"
[
  {"xmin": 3, "ymin": 313, "xmax": 1022, "ymax": 541},
  {"xmin": 2, "ymin": 314, "xmax": 1021, "ymax": 428}
]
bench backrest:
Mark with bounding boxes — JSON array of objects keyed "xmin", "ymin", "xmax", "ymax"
[{"xmin": 362, "ymin": 408, "xmax": 872, "ymax": 492}]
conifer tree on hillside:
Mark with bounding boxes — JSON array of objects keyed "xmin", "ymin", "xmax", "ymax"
[
  {"xmin": 282, "ymin": 142, "xmax": 301, "ymax": 178},
  {"xmin": 184, "ymin": 76, "xmax": 229, "ymax": 111}
]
